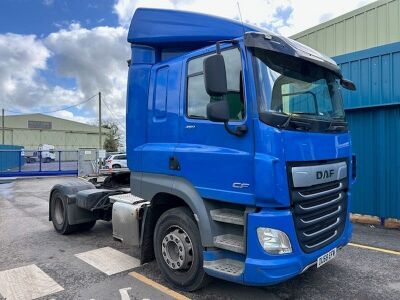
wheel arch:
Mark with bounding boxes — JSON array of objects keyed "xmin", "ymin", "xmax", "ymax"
[
  {"xmin": 132, "ymin": 172, "xmax": 214, "ymax": 263},
  {"xmin": 48, "ymin": 180, "xmax": 95, "ymax": 221}
]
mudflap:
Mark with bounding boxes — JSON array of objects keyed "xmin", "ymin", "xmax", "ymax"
[
  {"xmin": 66, "ymin": 195, "xmax": 99, "ymax": 225},
  {"xmin": 140, "ymin": 205, "xmax": 157, "ymax": 264}
]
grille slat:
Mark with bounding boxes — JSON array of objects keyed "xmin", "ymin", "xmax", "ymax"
[{"xmin": 288, "ymin": 161, "xmax": 348, "ymax": 254}]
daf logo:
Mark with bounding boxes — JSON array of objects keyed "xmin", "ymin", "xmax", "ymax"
[
  {"xmin": 232, "ymin": 182, "xmax": 250, "ymax": 189},
  {"xmin": 316, "ymin": 169, "xmax": 335, "ymax": 180}
]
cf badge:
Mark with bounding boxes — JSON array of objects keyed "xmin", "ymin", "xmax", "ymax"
[{"xmin": 232, "ymin": 182, "xmax": 250, "ymax": 189}]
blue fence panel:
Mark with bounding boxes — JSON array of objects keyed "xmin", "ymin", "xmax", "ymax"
[
  {"xmin": 0, "ymin": 145, "xmax": 24, "ymax": 172},
  {"xmin": 0, "ymin": 148, "xmax": 78, "ymax": 177}
]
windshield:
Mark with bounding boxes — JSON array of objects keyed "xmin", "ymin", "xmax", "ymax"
[{"xmin": 253, "ymin": 48, "xmax": 345, "ymax": 120}]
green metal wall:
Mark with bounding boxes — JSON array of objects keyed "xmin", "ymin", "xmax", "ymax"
[
  {"xmin": 291, "ymin": 0, "xmax": 400, "ymax": 57},
  {"xmin": 2, "ymin": 114, "xmax": 108, "ymax": 150}
]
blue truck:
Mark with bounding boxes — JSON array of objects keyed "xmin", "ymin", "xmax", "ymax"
[{"xmin": 49, "ymin": 8, "xmax": 356, "ymax": 291}]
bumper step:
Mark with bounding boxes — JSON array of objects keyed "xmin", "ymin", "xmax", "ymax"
[
  {"xmin": 204, "ymin": 259, "xmax": 244, "ymax": 276},
  {"xmin": 214, "ymin": 234, "xmax": 245, "ymax": 254},
  {"xmin": 210, "ymin": 209, "xmax": 244, "ymax": 225}
]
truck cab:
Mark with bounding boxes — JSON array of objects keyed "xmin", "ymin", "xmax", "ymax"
[
  {"xmin": 126, "ymin": 8, "xmax": 355, "ymax": 290},
  {"xmin": 49, "ymin": 8, "xmax": 356, "ymax": 292}
]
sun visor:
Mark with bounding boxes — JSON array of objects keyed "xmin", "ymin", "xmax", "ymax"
[{"xmin": 244, "ymin": 32, "xmax": 342, "ymax": 78}]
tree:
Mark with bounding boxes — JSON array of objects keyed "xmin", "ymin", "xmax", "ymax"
[{"xmin": 102, "ymin": 121, "xmax": 120, "ymax": 152}]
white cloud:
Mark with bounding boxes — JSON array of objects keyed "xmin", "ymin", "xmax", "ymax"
[
  {"xmin": 113, "ymin": 0, "xmax": 376, "ymax": 35},
  {"xmin": 44, "ymin": 23, "xmax": 129, "ymax": 132},
  {"xmin": 0, "ymin": 24, "xmax": 129, "ymax": 131},
  {"xmin": 51, "ymin": 110, "xmax": 97, "ymax": 125},
  {"xmin": 0, "ymin": 33, "xmax": 83, "ymax": 112}
]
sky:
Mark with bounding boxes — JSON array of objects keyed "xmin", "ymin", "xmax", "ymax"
[{"xmin": 0, "ymin": 0, "xmax": 376, "ymax": 137}]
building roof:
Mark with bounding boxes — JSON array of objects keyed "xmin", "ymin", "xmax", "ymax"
[
  {"xmin": 3, "ymin": 113, "xmax": 103, "ymax": 133},
  {"xmin": 128, "ymin": 8, "xmax": 265, "ymax": 47}
]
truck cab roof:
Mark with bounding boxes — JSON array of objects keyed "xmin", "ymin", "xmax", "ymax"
[
  {"xmin": 128, "ymin": 8, "xmax": 264, "ymax": 47},
  {"xmin": 128, "ymin": 8, "xmax": 341, "ymax": 76}
]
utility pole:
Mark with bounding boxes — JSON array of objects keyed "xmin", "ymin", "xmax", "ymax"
[
  {"xmin": 98, "ymin": 92, "xmax": 102, "ymax": 149},
  {"xmin": 2, "ymin": 108, "xmax": 4, "ymax": 145}
]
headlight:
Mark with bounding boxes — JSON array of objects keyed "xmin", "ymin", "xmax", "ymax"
[{"xmin": 257, "ymin": 227, "xmax": 292, "ymax": 254}]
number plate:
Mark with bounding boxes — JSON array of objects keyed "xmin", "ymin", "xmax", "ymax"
[{"xmin": 317, "ymin": 248, "xmax": 337, "ymax": 268}]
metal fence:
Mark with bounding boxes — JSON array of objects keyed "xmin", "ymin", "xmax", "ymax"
[{"xmin": 0, "ymin": 149, "xmax": 79, "ymax": 177}]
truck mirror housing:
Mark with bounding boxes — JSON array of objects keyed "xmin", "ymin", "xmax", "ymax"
[
  {"xmin": 340, "ymin": 78, "xmax": 356, "ymax": 91},
  {"xmin": 203, "ymin": 54, "xmax": 228, "ymax": 96},
  {"xmin": 207, "ymin": 99, "xmax": 230, "ymax": 122}
]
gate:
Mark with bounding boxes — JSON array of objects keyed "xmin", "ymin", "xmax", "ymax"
[
  {"xmin": 78, "ymin": 148, "xmax": 100, "ymax": 177},
  {"xmin": 0, "ymin": 147, "xmax": 78, "ymax": 177}
]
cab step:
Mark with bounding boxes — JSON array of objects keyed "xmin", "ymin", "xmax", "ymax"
[
  {"xmin": 210, "ymin": 208, "xmax": 244, "ymax": 225},
  {"xmin": 204, "ymin": 259, "xmax": 244, "ymax": 276},
  {"xmin": 214, "ymin": 234, "xmax": 245, "ymax": 254}
]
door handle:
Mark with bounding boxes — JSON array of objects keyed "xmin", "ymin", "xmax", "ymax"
[{"xmin": 169, "ymin": 156, "xmax": 180, "ymax": 171}]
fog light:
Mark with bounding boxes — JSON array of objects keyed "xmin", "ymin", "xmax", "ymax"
[{"xmin": 257, "ymin": 227, "xmax": 292, "ymax": 254}]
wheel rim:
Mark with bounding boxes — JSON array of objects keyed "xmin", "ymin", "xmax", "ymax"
[
  {"xmin": 54, "ymin": 198, "xmax": 64, "ymax": 225},
  {"xmin": 161, "ymin": 226, "xmax": 193, "ymax": 271}
]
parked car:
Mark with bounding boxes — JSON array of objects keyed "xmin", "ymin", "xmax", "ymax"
[
  {"xmin": 102, "ymin": 151, "xmax": 124, "ymax": 165},
  {"xmin": 105, "ymin": 154, "xmax": 127, "ymax": 169}
]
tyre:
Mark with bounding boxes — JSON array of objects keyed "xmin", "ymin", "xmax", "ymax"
[
  {"xmin": 154, "ymin": 207, "xmax": 210, "ymax": 291},
  {"xmin": 112, "ymin": 164, "xmax": 121, "ymax": 168},
  {"xmin": 50, "ymin": 190, "xmax": 96, "ymax": 234},
  {"xmin": 44, "ymin": 157, "xmax": 51, "ymax": 163}
]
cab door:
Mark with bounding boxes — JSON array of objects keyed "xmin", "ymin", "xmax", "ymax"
[{"xmin": 174, "ymin": 47, "xmax": 255, "ymax": 205}]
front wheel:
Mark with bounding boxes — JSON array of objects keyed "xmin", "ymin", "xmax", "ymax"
[{"xmin": 154, "ymin": 207, "xmax": 209, "ymax": 291}]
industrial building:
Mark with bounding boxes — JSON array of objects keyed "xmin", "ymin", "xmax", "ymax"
[
  {"xmin": 1, "ymin": 113, "xmax": 107, "ymax": 150},
  {"xmin": 291, "ymin": 0, "xmax": 400, "ymax": 220}
]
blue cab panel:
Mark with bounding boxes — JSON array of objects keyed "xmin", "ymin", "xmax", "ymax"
[
  {"xmin": 128, "ymin": 8, "xmax": 261, "ymax": 47},
  {"xmin": 126, "ymin": 8, "xmax": 353, "ymax": 287}
]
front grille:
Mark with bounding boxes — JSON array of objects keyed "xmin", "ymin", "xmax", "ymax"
[{"xmin": 290, "ymin": 177, "xmax": 348, "ymax": 253}]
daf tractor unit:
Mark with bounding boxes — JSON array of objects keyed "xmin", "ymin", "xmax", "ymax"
[{"xmin": 49, "ymin": 8, "xmax": 356, "ymax": 291}]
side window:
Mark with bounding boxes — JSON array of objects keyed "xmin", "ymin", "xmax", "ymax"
[
  {"xmin": 186, "ymin": 48, "xmax": 244, "ymax": 120},
  {"xmin": 154, "ymin": 67, "xmax": 169, "ymax": 118}
]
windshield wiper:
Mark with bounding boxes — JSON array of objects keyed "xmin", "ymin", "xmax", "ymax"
[
  {"xmin": 326, "ymin": 116, "xmax": 347, "ymax": 132},
  {"xmin": 278, "ymin": 114, "xmax": 312, "ymax": 130}
]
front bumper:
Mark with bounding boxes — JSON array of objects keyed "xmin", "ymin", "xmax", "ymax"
[{"xmin": 242, "ymin": 206, "xmax": 352, "ymax": 286}]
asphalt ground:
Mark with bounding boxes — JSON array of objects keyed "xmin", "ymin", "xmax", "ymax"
[{"xmin": 0, "ymin": 177, "xmax": 399, "ymax": 300}]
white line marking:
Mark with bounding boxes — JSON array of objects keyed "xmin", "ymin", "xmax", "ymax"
[
  {"xmin": 119, "ymin": 287, "xmax": 132, "ymax": 300},
  {"xmin": 0, "ymin": 264, "xmax": 63, "ymax": 300},
  {"xmin": 75, "ymin": 247, "xmax": 140, "ymax": 275}
]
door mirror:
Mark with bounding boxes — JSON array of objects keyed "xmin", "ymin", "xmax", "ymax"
[
  {"xmin": 203, "ymin": 54, "xmax": 228, "ymax": 97},
  {"xmin": 340, "ymin": 78, "xmax": 356, "ymax": 91},
  {"xmin": 207, "ymin": 99, "xmax": 229, "ymax": 122}
]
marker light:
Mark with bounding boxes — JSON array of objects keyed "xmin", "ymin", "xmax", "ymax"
[{"xmin": 257, "ymin": 227, "xmax": 292, "ymax": 254}]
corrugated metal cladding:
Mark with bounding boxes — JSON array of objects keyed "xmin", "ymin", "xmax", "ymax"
[
  {"xmin": 334, "ymin": 43, "xmax": 400, "ymax": 219},
  {"xmin": 335, "ymin": 42, "xmax": 400, "ymax": 109},
  {"xmin": 291, "ymin": 0, "xmax": 400, "ymax": 57},
  {"xmin": 346, "ymin": 108, "xmax": 400, "ymax": 219},
  {"xmin": 292, "ymin": 0, "xmax": 400, "ymax": 219}
]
